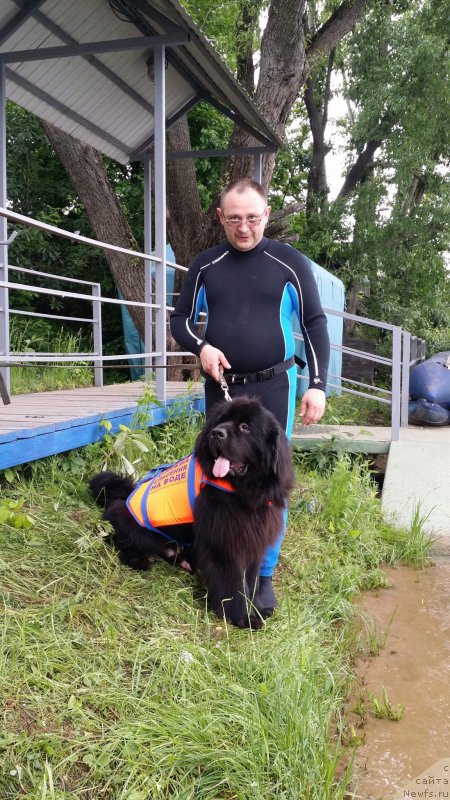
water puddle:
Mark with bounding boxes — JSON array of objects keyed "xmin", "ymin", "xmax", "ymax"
[{"xmin": 350, "ymin": 560, "xmax": 450, "ymax": 799}]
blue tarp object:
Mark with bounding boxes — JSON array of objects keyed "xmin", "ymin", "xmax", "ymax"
[
  {"xmin": 294, "ymin": 259, "xmax": 345, "ymax": 398},
  {"xmin": 120, "ymin": 245, "xmax": 176, "ymax": 379},
  {"xmin": 408, "ymin": 398, "xmax": 450, "ymax": 426},
  {"xmin": 408, "ymin": 350, "xmax": 450, "ymax": 425},
  {"xmin": 409, "ymin": 351, "xmax": 450, "ymax": 409}
]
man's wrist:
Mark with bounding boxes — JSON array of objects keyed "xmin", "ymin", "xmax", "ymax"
[{"xmin": 307, "ymin": 383, "xmax": 326, "ymax": 392}]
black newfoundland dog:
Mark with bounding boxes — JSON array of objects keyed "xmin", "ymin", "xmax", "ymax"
[{"xmin": 89, "ymin": 397, "xmax": 295, "ymax": 628}]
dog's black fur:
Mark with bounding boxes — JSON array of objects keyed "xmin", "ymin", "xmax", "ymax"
[{"xmin": 89, "ymin": 397, "xmax": 295, "ymax": 628}]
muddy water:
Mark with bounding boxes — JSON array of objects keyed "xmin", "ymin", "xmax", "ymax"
[{"xmin": 351, "ymin": 561, "xmax": 450, "ymax": 799}]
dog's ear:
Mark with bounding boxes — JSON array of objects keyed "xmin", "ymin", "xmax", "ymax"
[
  {"xmin": 262, "ymin": 424, "xmax": 295, "ymax": 497},
  {"xmin": 262, "ymin": 425, "xmax": 281, "ymax": 475}
]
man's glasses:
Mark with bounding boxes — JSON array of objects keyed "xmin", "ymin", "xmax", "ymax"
[{"xmin": 223, "ymin": 212, "xmax": 266, "ymax": 227}]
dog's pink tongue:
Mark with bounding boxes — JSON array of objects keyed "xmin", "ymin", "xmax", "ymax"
[{"xmin": 213, "ymin": 456, "xmax": 230, "ymax": 478}]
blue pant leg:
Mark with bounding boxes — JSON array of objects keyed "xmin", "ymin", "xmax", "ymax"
[
  {"xmin": 204, "ymin": 367, "xmax": 297, "ymax": 578},
  {"xmin": 259, "ymin": 364, "xmax": 297, "ymax": 577},
  {"xmin": 260, "ymin": 506, "xmax": 288, "ymax": 577}
]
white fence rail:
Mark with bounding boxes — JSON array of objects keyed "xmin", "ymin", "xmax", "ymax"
[{"xmin": 0, "ymin": 207, "xmax": 426, "ymax": 441}]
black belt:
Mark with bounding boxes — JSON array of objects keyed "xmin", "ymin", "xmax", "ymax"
[{"xmin": 221, "ymin": 355, "xmax": 303, "ymax": 385}]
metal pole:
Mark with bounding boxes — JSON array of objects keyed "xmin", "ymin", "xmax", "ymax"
[
  {"xmin": 153, "ymin": 44, "xmax": 167, "ymax": 402},
  {"xmin": 143, "ymin": 157, "xmax": 153, "ymax": 378},
  {"xmin": 401, "ymin": 329, "xmax": 411, "ymax": 428},
  {"xmin": 0, "ymin": 63, "xmax": 10, "ymax": 396},
  {"xmin": 391, "ymin": 326, "xmax": 402, "ymax": 441},
  {"xmin": 253, "ymin": 152, "xmax": 262, "ymax": 184},
  {"xmin": 92, "ymin": 283, "xmax": 103, "ymax": 387}
]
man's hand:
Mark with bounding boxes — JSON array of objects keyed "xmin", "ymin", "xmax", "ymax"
[
  {"xmin": 299, "ymin": 388, "xmax": 326, "ymax": 426},
  {"xmin": 199, "ymin": 344, "xmax": 231, "ymax": 383}
]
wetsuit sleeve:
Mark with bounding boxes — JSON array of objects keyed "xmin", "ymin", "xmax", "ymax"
[
  {"xmin": 170, "ymin": 256, "xmax": 207, "ymax": 357},
  {"xmin": 287, "ymin": 249, "xmax": 330, "ymax": 391}
]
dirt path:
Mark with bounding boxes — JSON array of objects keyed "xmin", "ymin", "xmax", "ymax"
[{"xmin": 351, "ymin": 560, "xmax": 450, "ymax": 799}]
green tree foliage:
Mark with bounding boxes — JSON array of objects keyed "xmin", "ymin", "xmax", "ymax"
[
  {"xmin": 187, "ymin": 103, "xmax": 233, "ymax": 210},
  {"xmin": 6, "ymin": 0, "xmax": 449, "ymax": 355},
  {"xmin": 298, "ymin": 0, "xmax": 450, "ymax": 345},
  {"xmin": 6, "ymin": 103, "xmax": 125, "ymax": 363}
]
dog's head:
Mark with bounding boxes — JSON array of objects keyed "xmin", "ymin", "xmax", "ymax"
[{"xmin": 194, "ymin": 397, "xmax": 295, "ymax": 506}]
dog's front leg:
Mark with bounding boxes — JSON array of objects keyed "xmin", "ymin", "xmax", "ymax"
[{"xmin": 197, "ymin": 552, "xmax": 264, "ymax": 630}]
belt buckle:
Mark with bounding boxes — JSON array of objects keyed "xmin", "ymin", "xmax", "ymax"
[{"xmin": 256, "ymin": 367, "xmax": 274, "ymax": 381}]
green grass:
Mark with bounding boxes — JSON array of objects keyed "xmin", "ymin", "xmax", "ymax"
[
  {"xmin": 9, "ymin": 319, "xmax": 93, "ymax": 394},
  {"xmin": 319, "ymin": 392, "xmax": 391, "ymax": 427},
  {"xmin": 0, "ymin": 410, "xmax": 431, "ymax": 800}
]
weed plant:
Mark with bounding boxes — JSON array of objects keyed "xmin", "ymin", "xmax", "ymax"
[
  {"xmin": 0, "ymin": 407, "xmax": 431, "ymax": 800},
  {"xmin": 368, "ymin": 687, "xmax": 405, "ymax": 721},
  {"xmin": 318, "ymin": 392, "xmax": 391, "ymax": 427}
]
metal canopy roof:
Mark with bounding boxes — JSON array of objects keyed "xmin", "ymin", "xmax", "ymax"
[{"xmin": 0, "ymin": 0, "xmax": 281, "ymax": 165}]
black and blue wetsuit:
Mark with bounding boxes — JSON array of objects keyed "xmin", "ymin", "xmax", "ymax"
[{"xmin": 170, "ymin": 236, "xmax": 330, "ymax": 575}]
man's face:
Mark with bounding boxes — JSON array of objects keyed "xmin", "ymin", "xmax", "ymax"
[{"xmin": 217, "ymin": 188, "xmax": 270, "ymax": 252}]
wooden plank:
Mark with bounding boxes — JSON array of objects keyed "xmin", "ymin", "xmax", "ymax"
[
  {"xmin": 0, "ymin": 429, "xmax": 18, "ymax": 444},
  {"xmin": 0, "ymin": 395, "xmax": 205, "ymax": 470},
  {"xmin": 291, "ymin": 435, "xmax": 390, "ymax": 455}
]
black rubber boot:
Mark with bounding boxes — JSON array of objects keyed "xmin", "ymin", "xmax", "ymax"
[{"xmin": 258, "ymin": 576, "xmax": 278, "ymax": 618}]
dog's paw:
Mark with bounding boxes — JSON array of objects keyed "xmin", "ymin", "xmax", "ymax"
[
  {"xmin": 162, "ymin": 546, "xmax": 193, "ymax": 572},
  {"xmin": 229, "ymin": 614, "xmax": 264, "ymax": 630},
  {"xmin": 258, "ymin": 606, "xmax": 275, "ymax": 620},
  {"xmin": 118, "ymin": 549, "xmax": 154, "ymax": 571}
]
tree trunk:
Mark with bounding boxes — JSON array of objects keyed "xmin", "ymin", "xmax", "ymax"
[
  {"xmin": 304, "ymin": 50, "xmax": 335, "ymax": 213},
  {"xmin": 42, "ymin": 121, "xmax": 146, "ymax": 338},
  {"xmin": 337, "ymin": 138, "xmax": 382, "ymax": 199},
  {"xmin": 236, "ymin": 1, "xmax": 263, "ymax": 95},
  {"xmin": 223, "ymin": 0, "xmax": 369, "ymax": 193},
  {"xmin": 166, "ymin": 118, "xmax": 215, "ymax": 270}
]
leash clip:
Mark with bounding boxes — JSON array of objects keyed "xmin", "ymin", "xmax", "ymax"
[{"xmin": 219, "ymin": 371, "xmax": 232, "ymax": 403}]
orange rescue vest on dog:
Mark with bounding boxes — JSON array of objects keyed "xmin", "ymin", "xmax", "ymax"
[{"xmin": 126, "ymin": 454, "xmax": 234, "ymax": 539}]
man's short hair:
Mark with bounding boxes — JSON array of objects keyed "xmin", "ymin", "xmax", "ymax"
[{"xmin": 220, "ymin": 178, "xmax": 267, "ymax": 209}]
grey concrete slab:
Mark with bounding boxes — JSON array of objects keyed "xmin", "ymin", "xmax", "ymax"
[{"xmin": 381, "ymin": 441, "xmax": 450, "ymax": 554}]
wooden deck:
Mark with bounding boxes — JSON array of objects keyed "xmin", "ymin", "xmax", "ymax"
[
  {"xmin": 292, "ymin": 421, "xmax": 450, "ymax": 453},
  {"xmin": 0, "ymin": 381, "xmax": 205, "ymax": 470}
]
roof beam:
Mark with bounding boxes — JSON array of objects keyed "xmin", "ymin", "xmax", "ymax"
[
  {"xmin": 129, "ymin": 93, "xmax": 202, "ymax": 159},
  {"xmin": 9, "ymin": 2, "xmax": 155, "ymax": 114},
  {"xmin": 0, "ymin": 0, "xmax": 46, "ymax": 46},
  {"xmin": 165, "ymin": 145, "xmax": 277, "ymax": 160},
  {"xmin": 110, "ymin": 4, "xmax": 280, "ymax": 148},
  {"xmin": 19, "ymin": 3, "xmax": 155, "ymax": 115},
  {"xmin": 6, "ymin": 67, "xmax": 129, "ymax": 158},
  {"xmin": 117, "ymin": 0, "xmax": 181, "ymax": 34},
  {"xmin": 207, "ymin": 96, "xmax": 281, "ymax": 149},
  {"xmin": 0, "ymin": 31, "xmax": 189, "ymax": 63},
  {"xmin": 21, "ymin": 0, "xmax": 154, "ymax": 116}
]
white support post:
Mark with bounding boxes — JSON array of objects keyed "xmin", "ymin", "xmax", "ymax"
[
  {"xmin": 391, "ymin": 326, "xmax": 402, "ymax": 441},
  {"xmin": 153, "ymin": 45, "xmax": 167, "ymax": 402},
  {"xmin": 143, "ymin": 157, "xmax": 153, "ymax": 379},
  {"xmin": 401, "ymin": 330, "xmax": 411, "ymax": 428},
  {"xmin": 92, "ymin": 284, "xmax": 103, "ymax": 387},
  {"xmin": 0, "ymin": 63, "xmax": 10, "ymax": 396},
  {"xmin": 253, "ymin": 152, "xmax": 262, "ymax": 184}
]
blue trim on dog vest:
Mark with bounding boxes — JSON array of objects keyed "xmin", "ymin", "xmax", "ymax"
[{"xmin": 126, "ymin": 454, "xmax": 235, "ymax": 544}]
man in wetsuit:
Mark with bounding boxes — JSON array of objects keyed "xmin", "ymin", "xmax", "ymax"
[{"xmin": 170, "ymin": 178, "xmax": 330, "ymax": 613}]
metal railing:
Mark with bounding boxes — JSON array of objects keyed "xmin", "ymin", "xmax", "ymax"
[
  {"xmin": 8, "ymin": 264, "xmax": 104, "ymax": 387},
  {"xmin": 295, "ymin": 310, "xmax": 425, "ymax": 440},
  {"xmin": 0, "ymin": 206, "xmax": 426, "ymax": 441}
]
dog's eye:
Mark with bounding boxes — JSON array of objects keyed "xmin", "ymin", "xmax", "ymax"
[{"xmin": 239, "ymin": 422, "xmax": 250, "ymax": 433}]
